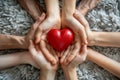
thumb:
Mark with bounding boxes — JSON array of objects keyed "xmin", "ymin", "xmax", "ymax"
[
  {"xmin": 29, "ymin": 40, "xmax": 37, "ymax": 56},
  {"xmin": 74, "ymin": 10, "xmax": 90, "ymax": 30}
]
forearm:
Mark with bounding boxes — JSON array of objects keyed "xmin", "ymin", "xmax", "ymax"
[
  {"xmin": 45, "ymin": 0, "xmax": 60, "ymax": 18},
  {"xmin": 62, "ymin": 0, "xmax": 76, "ymax": 17},
  {"xmin": 40, "ymin": 70, "xmax": 56, "ymax": 80},
  {"xmin": 18, "ymin": 0, "xmax": 43, "ymax": 20},
  {"xmin": 0, "ymin": 52, "xmax": 29, "ymax": 70},
  {"xmin": 87, "ymin": 48, "xmax": 120, "ymax": 78},
  {"xmin": 0, "ymin": 34, "xmax": 26, "ymax": 50},
  {"xmin": 63, "ymin": 68, "xmax": 78, "ymax": 80},
  {"xmin": 90, "ymin": 32, "xmax": 120, "ymax": 47}
]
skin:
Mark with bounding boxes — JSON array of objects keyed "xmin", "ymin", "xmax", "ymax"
[
  {"xmin": 74, "ymin": 10, "xmax": 120, "ymax": 47},
  {"xmin": 1, "ymin": 0, "xmax": 120, "ymax": 79},
  {"xmin": 73, "ymin": 7, "xmax": 120, "ymax": 78},
  {"xmin": 29, "ymin": 40, "xmax": 59, "ymax": 80},
  {"xmin": 18, "ymin": 0, "xmax": 43, "ymax": 20},
  {"xmin": 34, "ymin": 0, "xmax": 61, "ymax": 65},
  {"xmin": 0, "ymin": 13, "xmax": 45, "ymax": 50},
  {"xmin": 61, "ymin": 0, "xmax": 88, "ymax": 66}
]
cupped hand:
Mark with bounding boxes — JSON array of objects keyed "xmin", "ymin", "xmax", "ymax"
[
  {"xmin": 24, "ymin": 13, "xmax": 45, "ymax": 48},
  {"xmin": 35, "ymin": 14, "xmax": 61, "ymax": 44},
  {"xmin": 29, "ymin": 40, "xmax": 59, "ymax": 71},
  {"xmin": 60, "ymin": 34, "xmax": 81, "ymax": 65},
  {"xmin": 61, "ymin": 12, "xmax": 87, "ymax": 64},
  {"xmin": 61, "ymin": 45, "xmax": 87, "ymax": 70},
  {"xmin": 73, "ymin": 10, "xmax": 95, "ymax": 46}
]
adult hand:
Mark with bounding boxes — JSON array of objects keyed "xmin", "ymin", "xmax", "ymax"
[
  {"xmin": 61, "ymin": 45, "xmax": 87, "ymax": 80},
  {"xmin": 61, "ymin": 13, "xmax": 87, "ymax": 64},
  {"xmin": 35, "ymin": 14, "xmax": 60, "ymax": 44},
  {"xmin": 24, "ymin": 13, "xmax": 45, "ymax": 48},
  {"xmin": 29, "ymin": 40, "xmax": 59, "ymax": 71},
  {"xmin": 77, "ymin": 0, "xmax": 101, "ymax": 16},
  {"xmin": 60, "ymin": 34, "xmax": 81, "ymax": 65},
  {"xmin": 74, "ymin": 10, "xmax": 95, "ymax": 46},
  {"xmin": 29, "ymin": 40, "xmax": 59, "ymax": 80},
  {"xmin": 61, "ymin": 45, "xmax": 87, "ymax": 69}
]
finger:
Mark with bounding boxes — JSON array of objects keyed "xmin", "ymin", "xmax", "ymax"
[
  {"xmin": 80, "ymin": 44, "xmax": 87, "ymax": 61},
  {"xmin": 63, "ymin": 45, "xmax": 74, "ymax": 65},
  {"xmin": 51, "ymin": 47, "xmax": 59, "ymax": 62},
  {"xmin": 60, "ymin": 46, "xmax": 71, "ymax": 64},
  {"xmin": 65, "ymin": 41, "xmax": 80, "ymax": 65},
  {"xmin": 60, "ymin": 50, "xmax": 65, "ymax": 57},
  {"xmin": 73, "ymin": 10, "xmax": 90, "ymax": 30},
  {"xmin": 40, "ymin": 40, "xmax": 56, "ymax": 65},
  {"xmin": 29, "ymin": 40, "xmax": 37, "ymax": 56},
  {"xmin": 56, "ymin": 51, "xmax": 61, "ymax": 58},
  {"xmin": 78, "ymin": 25, "xmax": 88, "ymax": 44},
  {"xmin": 34, "ymin": 13, "xmax": 46, "ymax": 44},
  {"xmin": 27, "ymin": 13, "xmax": 45, "ymax": 38},
  {"xmin": 46, "ymin": 43, "xmax": 58, "ymax": 62},
  {"xmin": 35, "ymin": 30, "xmax": 43, "ymax": 44}
]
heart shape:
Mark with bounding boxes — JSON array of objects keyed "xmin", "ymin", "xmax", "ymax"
[{"xmin": 47, "ymin": 28, "xmax": 74, "ymax": 51}]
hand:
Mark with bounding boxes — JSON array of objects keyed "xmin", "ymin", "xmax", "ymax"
[
  {"xmin": 77, "ymin": 0, "xmax": 101, "ymax": 16},
  {"xmin": 61, "ymin": 12, "xmax": 87, "ymax": 64},
  {"xmin": 61, "ymin": 45, "xmax": 87, "ymax": 70},
  {"xmin": 34, "ymin": 13, "xmax": 60, "ymax": 64},
  {"xmin": 60, "ymin": 45, "xmax": 87, "ymax": 80},
  {"xmin": 24, "ymin": 13, "xmax": 45, "ymax": 48},
  {"xmin": 73, "ymin": 10, "xmax": 95, "ymax": 46},
  {"xmin": 35, "ymin": 14, "xmax": 60, "ymax": 44},
  {"xmin": 29, "ymin": 40, "xmax": 59, "ymax": 71},
  {"xmin": 29, "ymin": 40, "xmax": 59, "ymax": 80},
  {"xmin": 60, "ymin": 34, "xmax": 81, "ymax": 65}
]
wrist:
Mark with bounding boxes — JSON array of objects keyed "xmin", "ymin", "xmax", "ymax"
[
  {"xmin": 18, "ymin": 36, "xmax": 28, "ymax": 49},
  {"xmin": 47, "ymin": 16, "xmax": 61, "ymax": 27},
  {"xmin": 9, "ymin": 35, "xmax": 27, "ymax": 49},
  {"xmin": 62, "ymin": 0, "xmax": 76, "ymax": 17},
  {"xmin": 45, "ymin": 0, "xmax": 60, "ymax": 18},
  {"xmin": 63, "ymin": 67, "xmax": 78, "ymax": 80},
  {"xmin": 20, "ymin": 52, "xmax": 31, "ymax": 64},
  {"xmin": 40, "ymin": 69, "xmax": 56, "ymax": 80},
  {"xmin": 88, "ymin": 32, "xmax": 99, "ymax": 46},
  {"xmin": 47, "ymin": 11, "xmax": 60, "ymax": 23}
]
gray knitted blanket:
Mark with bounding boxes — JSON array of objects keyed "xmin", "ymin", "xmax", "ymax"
[{"xmin": 0, "ymin": 0, "xmax": 120, "ymax": 80}]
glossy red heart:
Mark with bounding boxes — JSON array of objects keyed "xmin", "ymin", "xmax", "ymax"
[{"xmin": 47, "ymin": 28, "xmax": 74, "ymax": 51}]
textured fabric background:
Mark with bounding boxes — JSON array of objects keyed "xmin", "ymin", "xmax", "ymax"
[{"xmin": 0, "ymin": 0, "xmax": 120, "ymax": 80}]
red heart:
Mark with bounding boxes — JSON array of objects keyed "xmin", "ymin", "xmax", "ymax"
[{"xmin": 47, "ymin": 28, "xmax": 74, "ymax": 51}]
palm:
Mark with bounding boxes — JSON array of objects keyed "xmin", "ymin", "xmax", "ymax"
[{"xmin": 29, "ymin": 41, "xmax": 58, "ymax": 71}]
